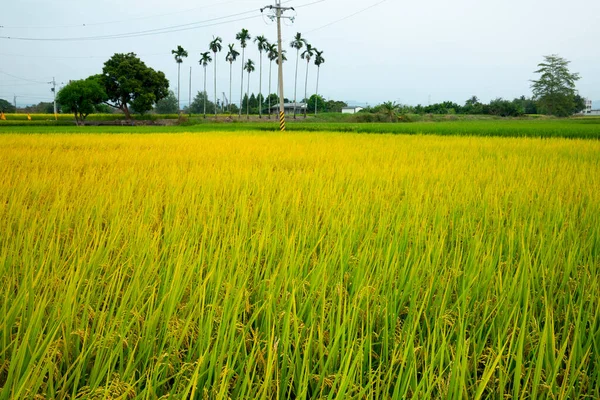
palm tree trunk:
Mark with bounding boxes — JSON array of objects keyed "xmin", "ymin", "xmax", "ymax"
[
  {"xmin": 303, "ymin": 60, "xmax": 309, "ymax": 118},
  {"xmin": 203, "ymin": 65, "xmax": 207, "ymax": 118},
  {"xmin": 315, "ymin": 66, "xmax": 320, "ymax": 117},
  {"xmin": 177, "ymin": 63, "xmax": 181, "ymax": 112},
  {"xmin": 247, "ymin": 72, "xmax": 250, "ymax": 119},
  {"xmin": 268, "ymin": 60, "xmax": 272, "ymax": 119},
  {"xmin": 229, "ymin": 62, "xmax": 233, "ymax": 114},
  {"xmin": 239, "ymin": 49, "xmax": 245, "ymax": 118},
  {"xmin": 213, "ymin": 52, "xmax": 217, "ymax": 118},
  {"xmin": 293, "ymin": 49, "xmax": 299, "ymax": 119},
  {"xmin": 258, "ymin": 51, "xmax": 263, "ymax": 118}
]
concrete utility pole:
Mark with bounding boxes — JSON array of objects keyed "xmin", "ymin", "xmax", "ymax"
[
  {"xmin": 13, "ymin": 95, "xmax": 17, "ymax": 112},
  {"xmin": 261, "ymin": 0, "xmax": 295, "ymax": 132},
  {"xmin": 51, "ymin": 77, "xmax": 57, "ymax": 120}
]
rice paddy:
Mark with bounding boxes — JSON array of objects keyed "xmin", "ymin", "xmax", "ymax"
[{"xmin": 1, "ymin": 131, "xmax": 599, "ymax": 398}]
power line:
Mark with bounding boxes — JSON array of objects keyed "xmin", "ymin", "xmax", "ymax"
[
  {"xmin": 0, "ymin": 10, "xmax": 262, "ymax": 42},
  {"xmin": 305, "ymin": 0, "xmax": 388, "ymax": 33},
  {"xmin": 0, "ymin": 0, "xmax": 242, "ymax": 29},
  {"xmin": 0, "ymin": 70, "xmax": 50, "ymax": 84}
]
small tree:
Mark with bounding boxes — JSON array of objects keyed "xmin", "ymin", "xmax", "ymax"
[
  {"xmin": 380, "ymin": 101, "xmax": 401, "ymax": 122},
  {"xmin": 57, "ymin": 78, "xmax": 107, "ymax": 125},
  {"xmin": 531, "ymin": 54, "xmax": 580, "ymax": 117},
  {"xmin": 155, "ymin": 90, "xmax": 178, "ymax": 114}
]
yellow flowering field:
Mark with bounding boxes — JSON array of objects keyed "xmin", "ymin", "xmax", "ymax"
[{"xmin": 0, "ymin": 132, "xmax": 599, "ymax": 399}]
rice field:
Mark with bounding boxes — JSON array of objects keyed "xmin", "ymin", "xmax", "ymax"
[{"xmin": 1, "ymin": 131, "xmax": 599, "ymax": 399}]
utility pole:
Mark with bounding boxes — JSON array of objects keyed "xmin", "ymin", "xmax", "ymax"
[
  {"xmin": 261, "ymin": 0, "xmax": 295, "ymax": 132},
  {"xmin": 51, "ymin": 77, "xmax": 57, "ymax": 120},
  {"xmin": 13, "ymin": 95, "xmax": 17, "ymax": 112}
]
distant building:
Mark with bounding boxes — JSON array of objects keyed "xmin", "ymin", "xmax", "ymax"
[
  {"xmin": 588, "ymin": 110, "xmax": 600, "ymax": 116},
  {"xmin": 341, "ymin": 106, "xmax": 364, "ymax": 114},
  {"xmin": 270, "ymin": 102, "xmax": 306, "ymax": 115},
  {"xmin": 584, "ymin": 98, "xmax": 593, "ymax": 114}
]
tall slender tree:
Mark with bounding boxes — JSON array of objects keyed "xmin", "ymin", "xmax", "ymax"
[
  {"xmin": 254, "ymin": 35, "xmax": 269, "ymax": 118},
  {"xmin": 225, "ymin": 44, "xmax": 240, "ymax": 113},
  {"xmin": 290, "ymin": 33, "xmax": 305, "ymax": 119},
  {"xmin": 199, "ymin": 51, "xmax": 212, "ymax": 118},
  {"xmin": 301, "ymin": 43, "xmax": 315, "ymax": 118},
  {"xmin": 244, "ymin": 59, "xmax": 255, "ymax": 119},
  {"xmin": 267, "ymin": 43, "xmax": 278, "ymax": 119},
  {"xmin": 171, "ymin": 45, "xmax": 188, "ymax": 112},
  {"xmin": 314, "ymin": 49, "xmax": 325, "ymax": 116},
  {"xmin": 209, "ymin": 37, "xmax": 222, "ymax": 117},
  {"xmin": 236, "ymin": 29, "xmax": 251, "ymax": 117}
]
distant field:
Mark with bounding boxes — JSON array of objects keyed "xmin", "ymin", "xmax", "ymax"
[
  {"xmin": 2, "ymin": 118, "xmax": 600, "ymax": 139},
  {"xmin": 1, "ymin": 132, "xmax": 599, "ymax": 398}
]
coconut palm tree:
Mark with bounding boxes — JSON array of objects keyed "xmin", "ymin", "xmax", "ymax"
[
  {"xmin": 225, "ymin": 44, "xmax": 240, "ymax": 114},
  {"xmin": 300, "ymin": 43, "xmax": 315, "ymax": 118},
  {"xmin": 313, "ymin": 49, "xmax": 325, "ymax": 116},
  {"xmin": 172, "ymin": 45, "xmax": 188, "ymax": 112},
  {"xmin": 267, "ymin": 43, "xmax": 278, "ymax": 119},
  {"xmin": 209, "ymin": 37, "xmax": 222, "ymax": 117},
  {"xmin": 253, "ymin": 35, "xmax": 269, "ymax": 118},
  {"xmin": 380, "ymin": 101, "xmax": 401, "ymax": 122},
  {"xmin": 199, "ymin": 51, "xmax": 212, "ymax": 118},
  {"xmin": 244, "ymin": 59, "xmax": 255, "ymax": 119},
  {"xmin": 236, "ymin": 28, "xmax": 251, "ymax": 117},
  {"xmin": 290, "ymin": 32, "xmax": 305, "ymax": 119}
]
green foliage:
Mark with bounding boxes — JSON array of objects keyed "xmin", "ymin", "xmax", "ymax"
[
  {"xmin": 188, "ymin": 91, "xmax": 216, "ymax": 115},
  {"xmin": 57, "ymin": 78, "xmax": 107, "ymax": 125},
  {"xmin": 531, "ymin": 54, "xmax": 581, "ymax": 117},
  {"xmin": 307, "ymin": 94, "xmax": 326, "ymax": 113},
  {"xmin": 0, "ymin": 98, "xmax": 16, "ymax": 113},
  {"xmin": 99, "ymin": 53, "xmax": 170, "ymax": 119},
  {"xmin": 488, "ymin": 98, "xmax": 525, "ymax": 117},
  {"xmin": 325, "ymin": 100, "xmax": 348, "ymax": 113},
  {"xmin": 155, "ymin": 91, "xmax": 178, "ymax": 114}
]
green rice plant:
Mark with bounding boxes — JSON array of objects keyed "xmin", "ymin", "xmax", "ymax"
[{"xmin": 0, "ymin": 132, "xmax": 598, "ymax": 398}]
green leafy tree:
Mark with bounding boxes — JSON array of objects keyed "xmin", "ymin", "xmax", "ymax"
[
  {"xmin": 290, "ymin": 32, "xmax": 306, "ymax": 119},
  {"xmin": 325, "ymin": 100, "xmax": 347, "ymax": 113},
  {"xmin": 171, "ymin": 45, "xmax": 188, "ymax": 112},
  {"xmin": 188, "ymin": 91, "xmax": 216, "ymax": 114},
  {"xmin": 572, "ymin": 94, "xmax": 586, "ymax": 114},
  {"xmin": 380, "ymin": 101, "xmax": 401, "ymax": 122},
  {"xmin": 307, "ymin": 94, "xmax": 326, "ymax": 114},
  {"xmin": 236, "ymin": 29, "xmax": 251, "ymax": 117},
  {"xmin": 209, "ymin": 37, "xmax": 222, "ymax": 117},
  {"xmin": 0, "ymin": 98, "xmax": 16, "ymax": 113},
  {"xmin": 244, "ymin": 59, "xmax": 255, "ymax": 119},
  {"xmin": 57, "ymin": 77, "xmax": 107, "ymax": 125},
  {"xmin": 313, "ymin": 49, "xmax": 325, "ymax": 116},
  {"xmin": 254, "ymin": 35, "xmax": 269, "ymax": 118},
  {"xmin": 300, "ymin": 43, "xmax": 315, "ymax": 118},
  {"xmin": 100, "ymin": 53, "xmax": 169, "ymax": 119},
  {"xmin": 199, "ymin": 51, "xmax": 212, "ymax": 118},
  {"xmin": 155, "ymin": 90, "xmax": 178, "ymax": 114},
  {"xmin": 225, "ymin": 44, "xmax": 240, "ymax": 114},
  {"xmin": 531, "ymin": 54, "xmax": 581, "ymax": 117}
]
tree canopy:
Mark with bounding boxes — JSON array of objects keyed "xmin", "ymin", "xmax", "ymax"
[
  {"xmin": 57, "ymin": 78, "xmax": 107, "ymax": 125},
  {"xmin": 99, "ymin": 53, "xmax": 169, "ymax": 119},
  {"xmin": 154, "ymin": 90, "xmax": 178, "ymax": 114},
  {"xmin": 0, "ymin": 98, "xmax": 16, "ymax": 113},
  {"xmin": 531, "ymin": 54, "xmax": 581, "ymax": 117}
]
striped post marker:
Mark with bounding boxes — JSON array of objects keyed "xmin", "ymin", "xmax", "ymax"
[{"xmin": 279, "ymin": 111, "xmax": 286, "ymax": 132}]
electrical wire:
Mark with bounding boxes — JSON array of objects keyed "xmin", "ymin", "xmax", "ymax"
[
  {"xmin": 0, "ymin": 70, "xmax": 50, "ymax": 84},
  {"xmin": 0, "ymin": 0, "xmax": 243, "ymax": 29},
  {"xmin": 305, "ymin": 0, "xmax": 388, "ymax": 33}
]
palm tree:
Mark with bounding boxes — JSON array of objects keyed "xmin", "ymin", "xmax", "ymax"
[
  {"xmin": 225, "ymin": 44, "xmax": 240, "ymax": 114},
  {"xmin": 236, "ymin": 28, "xmax": 251, "ymax": 118},
  {"xmin": 267, "ymin": 43, "xmax": 278, "ymax": 119},
  {"xmin": 199, "ymin": 51, "xmax": 212, "ymax": 118},
  {"xmin": 313, "ymin": 49, "xmax": 325, "ymax": 116},
  {"xmin": 380, "ymin": 101, "xmax": 401, "ymax": 122},
  {"xmin": 253, "ymin": 35, "xmax": 269, "ymax": 118},
  {"xmin": 209, "ymin": 37, "xmax": 222, "ymax": 117},
  {"xmin": 172, "ymin": 45, "xmax": 188, "ymax": 112},
  {"xmin": 290, "ymin": 32, "xmax": 305, "ymax": 119},
  {"xmin": 301, "ymin": 43, "xmax": 315, "ymax": 118},
  {"xmin": 244, "ymin": 59, "xmax": 255, "ymax": 119}
]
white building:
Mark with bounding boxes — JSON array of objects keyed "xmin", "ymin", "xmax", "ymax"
[
  {"xmin": 584, "ymin": 98, "xmax": 593, "ymax": 114},
  {"xmin": 341, "ymin": 106, "xmax": 364, "ymax": 114}
]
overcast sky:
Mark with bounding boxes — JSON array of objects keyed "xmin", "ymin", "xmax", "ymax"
[{"xmin": 1, "ymin": 0, "xmax": 598, "ymax": 107}]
